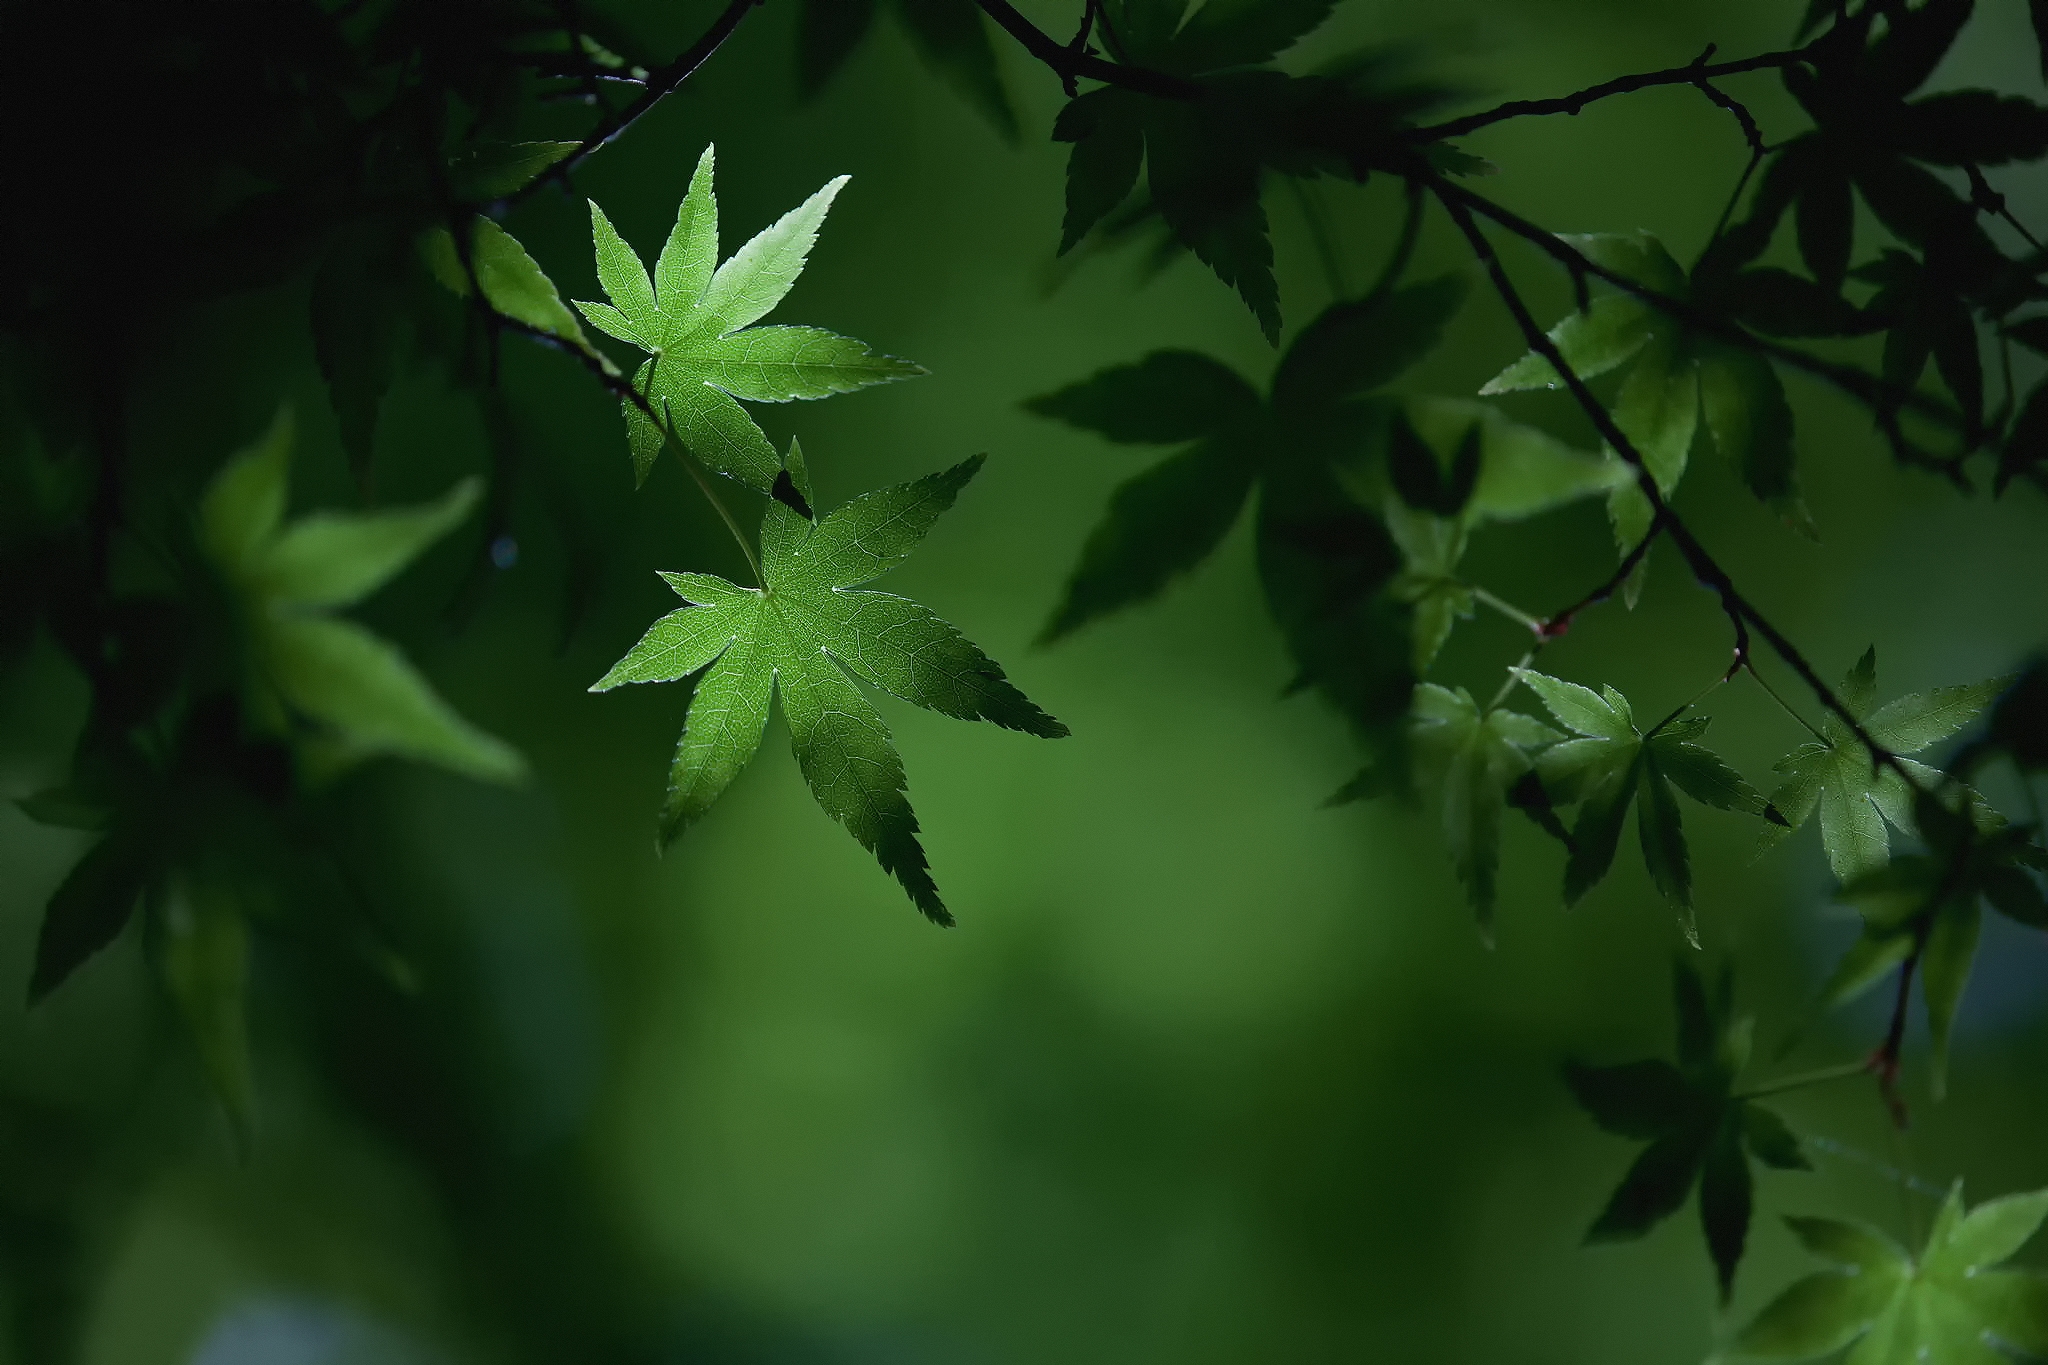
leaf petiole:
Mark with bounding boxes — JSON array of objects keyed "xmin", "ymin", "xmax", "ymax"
[
  {"xmin": 1471, "ymin": 585, "xmax": 1546, "ymax": 635},
  {"xmin": 1735, "ymin": 1058, "xmax": 1870, "ymax": 1101}
]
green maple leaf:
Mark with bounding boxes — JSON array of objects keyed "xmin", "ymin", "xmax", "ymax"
[
  {"xmin": 1481, "ymin": 231, "xmax": 1809, "ymax": 602},
  {"xmin": 1406, "ymin": 683, "xmax": 1560, "ymax": 930},
  {"xmin": 1760, "ymin": 646, "xmax": 2008, "ymax": 884},
  {"xmin": 200, "ymin": 410, "xmax": 526, "ymax": 785},
  {"xmin": 1568, "ymin": 958, "xmax": 1809, "ymax": 1302},
  {"xmin": 1731, "ymin": 1184, "xmax": 2048, "ymax": 1364},
  {"xmin": 575, "ymin": 146, "xmax": 925, "ymax": 494},
  {"xmin": 1519, "ymin": 670, "xmax": 1773, "ymax": 938},
  {"xmin": 591, "ymin": 449, "xmax": 1066, "ymax": 923}
]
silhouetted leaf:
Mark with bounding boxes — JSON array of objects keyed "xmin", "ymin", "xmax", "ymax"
[
  {"xmin": 1569, "ymin": 960, "xmax": 1806, "ymax": 1298},
  {"xmin": 30, "ymin": 835, "xmax": 149, "ymax": 1002}
]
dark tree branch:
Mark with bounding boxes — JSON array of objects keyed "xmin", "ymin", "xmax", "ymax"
[
  {"xmin": 971, "ymin": 0, "xmax": 1205, "ymax": 100},
  {"xmin": 1433, "ymin": 179, "xmax": 1922, "ymax": 793},
  {"xmin": 1408, "ymin": 41, "xmax": 1816, "ymax": 143},
  {"xmin": 500, "ymin": 0, "xmax": 765, "ymax": 209},
  {"xmin": 1539, "ymin": 518, "xmax": 1665, "ymax": 641},
  {"xmin": 1432, "ymin": 178, "xmax": 1972, "ymax": 479}
]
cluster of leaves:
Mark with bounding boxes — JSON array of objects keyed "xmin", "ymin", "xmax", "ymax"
[
  {"xmin": 1565, "ymin": 960, "xmax": 1808, "ymax": 1300},
  {"xmin": 1028, "ymin": 280, "xmax": 1624, "ymax": 761},
  {"xmin": 1052, "ymin": 0, "xmax": 1456, "ymax": 339},
  {"xmin": 16, "ymin": 411, "xmax": 514, "ymax": 1133},
  {"xmin": 1713, "ymin": 0, "xmax": 2048, "ymax": 483}
]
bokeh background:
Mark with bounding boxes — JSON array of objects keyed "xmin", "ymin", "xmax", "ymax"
[{"xmin": 1, "ymin": 0, "xmax": 2045, "ymax": 1361}]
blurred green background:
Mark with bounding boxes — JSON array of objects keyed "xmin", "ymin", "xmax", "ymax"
[{"xmin": 1, "ymin": 1, "xmax": 2045, "ymax": 1361}]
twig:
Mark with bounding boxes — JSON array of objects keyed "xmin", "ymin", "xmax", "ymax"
[
  {"xmin": 971, "ymin": 0, "xmax": 1205, "ymax": 100},
  {"xmin": 1433, "ymin": 179, "xmax": 1971, "ymax": 479},
  {"xmin": 500, "ymin": 0, "xmax": 766, "ymax": 210},
  {"xmin": 479, "ymin": 310, "xmax": 763, "ymax": 583},
  {"xmin": 1431, "ymin": 179, "xmax": 1924, "ymax": 796},
  {"xmin": 1407, "ymin": 42, "xmax": 1817, "ymax": 142},
  {"xmin": 1539, "ymin": 519, "xmax": 1664, "ymax": 641}
]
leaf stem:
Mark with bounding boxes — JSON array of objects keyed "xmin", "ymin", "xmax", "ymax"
[
  {"xmin": 1737, "ymin": 1059, "xmax": 1870, "ymax": 1100},
  {"xmin": 1288, "ymin": 177, "xmax": 1347, "ymax": 299},
  {"xmin": 1746, "ymin": 662, "xmax": 1824, "ymax": 741},
  {"xmin": 1471, "ymin": 584, "xmax": 1545, "ymax": 634},
  {"xmin": 668, "ymin": 435, "xmax": 762, "ymax": 586}
]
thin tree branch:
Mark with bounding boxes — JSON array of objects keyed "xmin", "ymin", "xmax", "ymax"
[
  {"xmin": 1433, "ymin": 177, "xmax": 1971, "ymax": 479},
  {"xmin": 500, "ymin": 0, "xmax": 765, "ymax": 210},
  {"xmin": 1409, "ymin": 42, "xmax": 1816, "ymax": 143},
  {"xmin": 1432, "ymin": 179, "xmax": 1922, "ymax": 794},
  {"xmin": 971, "ymin": 0, "xmax": 1205, "ymax": 100}
]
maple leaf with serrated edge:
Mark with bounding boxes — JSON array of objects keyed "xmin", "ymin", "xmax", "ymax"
[
  {"xmin": 590, "ymin": 448, "xmax": 1066, "ymax": 924},
  {"xmin": 1731, "ymin": 1184, "xmax": 2048, "ymax": 1363},
  {"xmin": 1759, "ymin": 646, "xmax": 2009, "ymax": 884},
  {"xmin": 1406, "ymin": 684, "xmax": 1559, "ymax": 932},
  {"xmin": 198, "ymin": 410, "xmax": 525, "ymax": 786},
  {"xmin": 1518, "ymin": 670, "xmax": 1774, "ymax": 940},
  {"xmin": 1568, "ymin": 958, "xmax": 1809, "ymax": 1302},
  {"xmin": 1481, "ymin": 231, "xmax": 1812, "ymax": 603},
  {"xmin": 575, "ymin": 146, "xmax": 925, "ymax": 495}
]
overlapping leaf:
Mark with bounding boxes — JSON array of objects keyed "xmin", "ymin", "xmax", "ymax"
[
  {"xmin": 1568, "ymin": 959, "xmax": 1809, "ymax": 1300},
  {"xmin": 1732, "ymin": 1184, "xmax": 2048, "ymax": 1363},
  {"xmin": 592, "ymin": 450, "xmax": 1065, "ymax": 923},
  {"xmin": 575, "ymin": 146, "xmax": 924, "ymax": 493},
  {"xmin": 1520, "ymin": 670, "xmax": 1774, "ymax": 937},
  {"xmin": 1759, "ymin": 647, "xmax": 2007, "ymax": 883},
  {"xmin": 1482, "ymin": 232, "xmax": 1809, "ymax": 598}
]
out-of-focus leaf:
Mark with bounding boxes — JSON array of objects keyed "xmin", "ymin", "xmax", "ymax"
[
  {"xmin": 1734, "ymin": 1184, "xmax": 2048, "ymax": 1361},
  {"xmin": 449, "ymin": 140, "xmax": 579, "ymax": 199},
  {"xmin": 258, "ymin": 479, "xmax": 480, "ymax": 608},
  {"xmin": 897, "ymin": 0, "xmax": 1016, "ymax": 140},
  {"xmin": 197, "ymin": 417, "xmax": 521, "ymax": 784},
  {"xmin": 30, "ymin": 835, "xmax": 149, "ymax": 1003},
  {"xmin": 161, "ymin": 879, "xmax": 256, "ymax": 1144}
]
